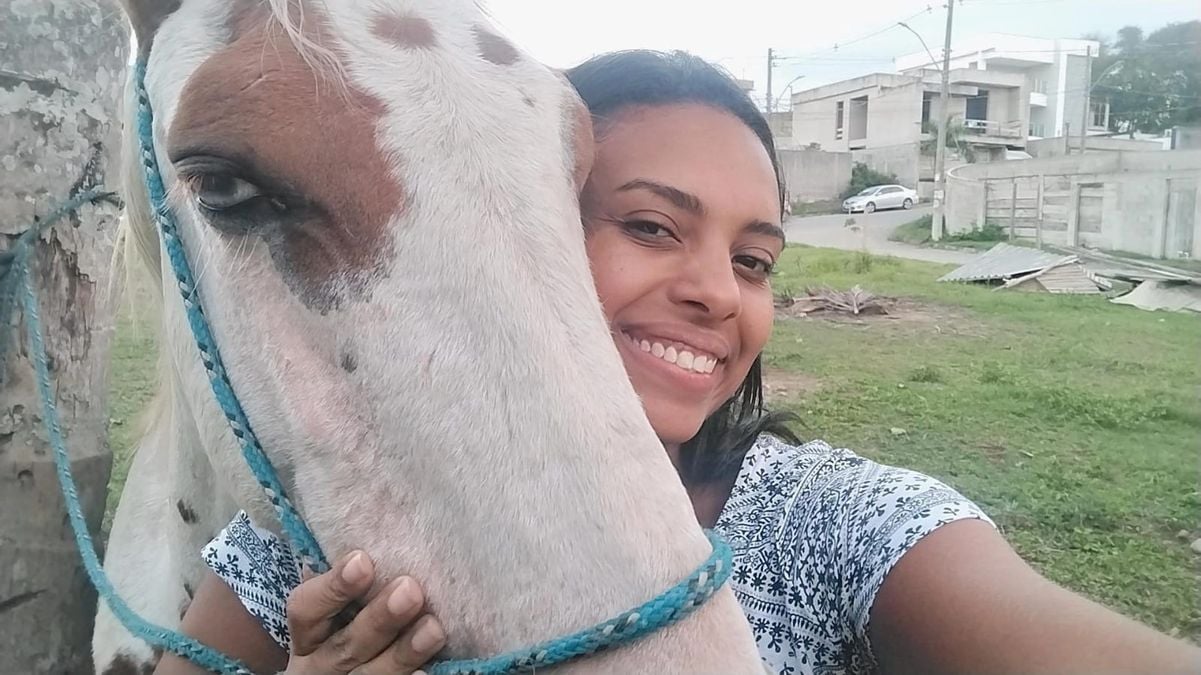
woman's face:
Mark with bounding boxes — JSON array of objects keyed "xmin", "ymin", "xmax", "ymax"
[{"xmin": 582, "ymin": 103, "xmax": 783, "ymax": 448}]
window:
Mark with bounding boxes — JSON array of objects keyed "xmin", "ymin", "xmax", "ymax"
[
  {"xmin": 965, "ymin": 89, "xmax": 989, "ymax": 121},
  {"xmin": 1090, "ymin": 100, "xmax": 1109, "ymax": 129},
  {"xmin": 921, "ymin": 91, "xmax": 934, "ymax": 127},
  {"xmin": 1029, "ymin": 122, "xmax": 1046, "ymax": 137},
  {"xmin": 835, "ymin": 101, "xmax": 845, "ymax": 140},
  {"xmin": 1030, "ymin": 78, "xmax": 1047, "ymax": 94}
]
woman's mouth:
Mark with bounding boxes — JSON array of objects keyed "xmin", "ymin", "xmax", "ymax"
[{"xmin": 619, "ymin": 330, "xmax": 723, "ymax": 376}]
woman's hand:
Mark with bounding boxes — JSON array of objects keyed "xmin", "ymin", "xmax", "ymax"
[{"xmin": 284, "ymin": 551, "xmax": 446, "ymax": 674}]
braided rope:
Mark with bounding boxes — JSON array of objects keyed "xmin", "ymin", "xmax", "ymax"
[
  {"xmin": 428, "ymin": 531, "xmax": 734, "ymax": 675},
  {"xmin": 132, "ymin": 59, "xmax": 329, "ymax": 574},
  {"xmin": 9, "ymin": 191, "xmax": 254, "ymax": 675}
]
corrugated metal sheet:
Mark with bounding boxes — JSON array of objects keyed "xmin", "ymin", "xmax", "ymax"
[
  {"xmin": 1012, "ymin": 264, "xmax": 1103, "ymax": 294},
  {"xmin": 1111, "ymin": 280, "xmax": 1201, "ymax": 312},
  {"xmin": 1038, "ymin": 265, "xmax": 1103, "ymax": 293},
  {"xmin": 939, "ymin": 243, "xmax": 1071, "ymax": 283}
]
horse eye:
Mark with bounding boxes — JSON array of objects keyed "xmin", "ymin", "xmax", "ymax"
[{"xmin": 193, "ymin": 174, "xmax": 263, "ymax": 211}]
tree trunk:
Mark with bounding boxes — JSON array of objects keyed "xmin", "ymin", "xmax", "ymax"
[{"xmin": 0, "ymin": 1, "xmax": 127, "ymax": 672}]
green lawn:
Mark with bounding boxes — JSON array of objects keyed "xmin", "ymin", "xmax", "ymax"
[
  {"xmin": 106, "ymin": 246, "xmax": 1201, "ymax": 639},
  {"xmin": 104, "ymin": 299, "xmax": 159, "ymax": 533},
  {"xmin": 768, "ymin": 247, "xmax": 1201, "ymax": 640},
  {"xmin": 890, "ymin": 214, "xmax": 1015, "ymax": 251}
]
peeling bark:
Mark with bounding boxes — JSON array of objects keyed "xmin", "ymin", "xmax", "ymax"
[{"xmin": 0, "ymin": 1, "xmax": 127, "ymax": 672}]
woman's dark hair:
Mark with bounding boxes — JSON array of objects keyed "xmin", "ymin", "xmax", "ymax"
[{"xmin": 566, "ymin": 50, "xmax": 799, "ymax": 486}]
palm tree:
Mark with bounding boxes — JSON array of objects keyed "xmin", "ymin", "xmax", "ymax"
[{"xmin": 921, "ymin": 116, "xmax": 977, "ymax": 163}]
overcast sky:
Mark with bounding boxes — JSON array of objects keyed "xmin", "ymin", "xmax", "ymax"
[{"xmin": 483, "ymin": 0, "xmax": 1199, "ymax": 106}]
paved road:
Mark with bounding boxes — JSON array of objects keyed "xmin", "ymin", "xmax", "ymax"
[{"xmin": 784, "ymin": 205, "xmax": 979, "ymax": 265}]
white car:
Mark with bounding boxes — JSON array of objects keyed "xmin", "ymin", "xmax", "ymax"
[{"xmin": 842, "ymin": 185, "xmax": 918, "ymax": 213}]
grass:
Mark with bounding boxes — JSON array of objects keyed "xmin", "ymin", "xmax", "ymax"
[
  {"xmin": 767, "ymin": 246, "xmax": 1201, "ymax": 641},
  {"xmin": 104, "ymin": 289, "xmax": 159, "ymax": 533},
  {"xmin": 105, "ymin": 246, "xmax": 1201, "ymax": 640},
  {"xmin": 890, "ymin": 215, "xmax": 1014, "ymax": 251},
  {"xmin": 789, "ymin": 198, "xmax": 842, "ymax": 216}
]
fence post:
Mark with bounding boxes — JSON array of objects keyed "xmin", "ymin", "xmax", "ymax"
[
  {"xmin": 1008, "ymin": 178, "xmax": 1018, "ymax": 241},
  {"xmin": 1156, "ymin": 178, "xmax": 1172, "ymax": 259},
  {"xmin": 977, "ymin": 179, "xmax": 988, "ymax": 231},
  {"xmin": 1067, "ymin": 182, "xmax": 1082, "ymax": 248},
  {"xmin": 1036, "ymin": 174, "xmax": 1045, "ymax": 249}
]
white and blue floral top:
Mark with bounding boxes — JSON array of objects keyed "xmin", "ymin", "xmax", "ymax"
[{"xmin": 204, "ymin": 435, "xmax": 992, "ymax": 674}]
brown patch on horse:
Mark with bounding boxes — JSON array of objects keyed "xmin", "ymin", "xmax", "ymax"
[
  {"xmin": 473, "ymin": 26, "xmax": 519, "ymax": 65},
  {"xmin": 170, "ymin": 4, "xmax": 403, "ymax": 312},
  {"xmin": 175, "ymin": 499, "xmax": 198, "ymax": 524},
  {"xmin": 371, "ymin": 13, "xmax": 436, "ymax": 49}
]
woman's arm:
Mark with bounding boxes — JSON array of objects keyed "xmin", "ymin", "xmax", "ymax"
[
  {"xmin": 155, "ymin": 552, "xmax": 446, "ymax": 675},
  {"xmin": 869, "ymin": 519, "xmax": 1201, "ymax": 674},
  {"xmin": 154, "ymin": 569, "xmax": 288, "ymax": 674}
]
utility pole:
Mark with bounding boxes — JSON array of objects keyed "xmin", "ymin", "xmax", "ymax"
[
  {"xmin": 931, "ymin": 0, "xmax": 955, "ymax": 242},
  {"xmin": 766, "ymin": 48, "xmax": 775, "ymax": 114},
  {"xmin": 1079, "ymin": 45, "xmax": 1093, "ymax": 153}
]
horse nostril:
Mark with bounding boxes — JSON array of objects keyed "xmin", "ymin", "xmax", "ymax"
[{"xmin": 340, "ymin": 352, "xmax": 358, "ymax": 373}]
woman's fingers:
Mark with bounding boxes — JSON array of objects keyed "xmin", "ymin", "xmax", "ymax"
[
  {"xmin": 318, "ymin": 576, "xmax": 427, "ymax": 671},
  {"xmin": 287, "ymin": 551, "xmax": 375, "ymax": 656},
  {"xmin": 354, "ymin": 614, "xmax": 447, "ymax": 675}
]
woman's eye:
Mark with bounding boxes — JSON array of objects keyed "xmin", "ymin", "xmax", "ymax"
[
  {"xmin": 735, "ymin": 255, "xmax": 775, "ymax": 277},
  {"xmin": 623, "ymin": 219, "xmax": 672, "ymax": 238},
  {"xmin": 193, "ymin": 174, "xmax": 263, "ymax": 211}
]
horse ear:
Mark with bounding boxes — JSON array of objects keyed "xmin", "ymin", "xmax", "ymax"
[{"xmin": 122, "ymin": 0, "xmax": 182, "ymax": 55}]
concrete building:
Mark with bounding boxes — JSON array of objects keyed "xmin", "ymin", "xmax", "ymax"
[
  {"xmin": 789, "ymin": 68, "xmax": 1028, "ymax": 190},
  {"xmin": 894, "ymin": 34, "xmax": 1104, "ymax": 141}
]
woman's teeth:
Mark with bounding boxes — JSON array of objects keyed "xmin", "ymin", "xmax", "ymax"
[{"xmin": 627, "ymin": 333, "xmax": 717, "ymax": 374}]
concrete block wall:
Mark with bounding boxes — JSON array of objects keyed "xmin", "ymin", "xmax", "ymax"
[
  {"xmin": 778, "ymin": 149, "xmax": 852, "ymax": 202},
  {"xmin": 1028, "ymin": 136, "xmax": 1164, "ymax": 157},
  {"xmin": 851, "ymin": 143, "xmax": 921, "ymax": 190},
  {"xmin": 944, "ymin": 150, "xmax": 1201, "ymax": 259}
]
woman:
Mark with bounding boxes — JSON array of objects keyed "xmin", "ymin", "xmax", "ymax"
[{"xmin": 162, "ymin": 51, "xmax": 1199, "ymax": 674}]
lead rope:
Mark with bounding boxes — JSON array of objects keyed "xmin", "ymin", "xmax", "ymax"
[{"xmin": 7, "ymin": 189, "xmax": 255, "ymax": 674}]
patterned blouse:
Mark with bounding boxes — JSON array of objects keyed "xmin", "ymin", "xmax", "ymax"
[{"xmin": 204, "ymin": 435, "xmax": 992, "ymax": 674}]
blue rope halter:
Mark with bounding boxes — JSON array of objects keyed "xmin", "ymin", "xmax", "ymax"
[{"xmin": 10, "ymin": 57, "xmax": 734, "ymax": 675}]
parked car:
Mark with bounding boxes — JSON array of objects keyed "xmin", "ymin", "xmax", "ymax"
[{"xmin": 842, "ymin": 184, "xmax": 918, "ymax": 213}]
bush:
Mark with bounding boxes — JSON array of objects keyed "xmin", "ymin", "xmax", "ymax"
[
  {"xmin": 946, "ymin": 222, "xmax": 1006, "ymax": 243},
  {"xmin": 840, "ymin": 163, "xmax": 899, "ymax": 200},
  {"xmin": 890, "ymin": 216, "xmax": 1008, "ymax": 248}
]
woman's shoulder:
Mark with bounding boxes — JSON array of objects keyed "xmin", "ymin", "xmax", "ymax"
[
  {"xmin": 730, "ymin": 433, "xmax": 988, "ymax": 521},
  {"xmin": 723, "ymin": 433, "xmax": 993, "ymax": 548},
  {"xmin": 718, "ymin": 434, "xmax": 994, "ymax": 671}
]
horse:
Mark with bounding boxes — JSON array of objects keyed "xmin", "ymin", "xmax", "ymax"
[{"xmin": 97, "ymin": 1, "xmax": 763, "ymax": 672}]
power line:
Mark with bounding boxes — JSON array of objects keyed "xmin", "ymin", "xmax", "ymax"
[{"xmin": 771, "ymin": 5, "xmax": 938, "ymax": 63}]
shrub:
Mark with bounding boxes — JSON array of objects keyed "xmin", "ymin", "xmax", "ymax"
[{"xmin": 840, "ymin": 163, "xmax": 899, "ymax": 200}]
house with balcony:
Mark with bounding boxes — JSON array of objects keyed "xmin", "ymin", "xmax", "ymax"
[
  {"xmin": 789, "ymin": 68, "xmax": 1028, "ymax": 192},
  {"xmin": 895, "ymin": 34, "xmax": 1105, "ymax": 141}
]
